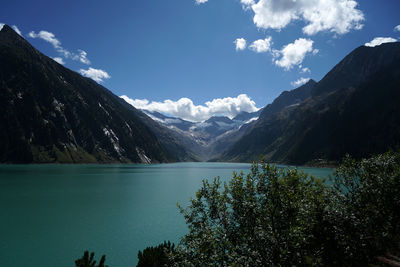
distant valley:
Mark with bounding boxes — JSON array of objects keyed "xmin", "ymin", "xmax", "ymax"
[{"xmin": 141, "ymin": 109, "xmax": 261, "ymax": 160}]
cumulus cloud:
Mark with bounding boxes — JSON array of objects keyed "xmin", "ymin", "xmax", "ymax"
[
  {"xmin": 234, "ymin": 38, "xmax": 247, "ymax": 51},
  {"xmin": 195, "ymin": 0, "xmax": 208, "ymax": 4},
  {"xmin": 299, "ymin": 65, "xmax": 311, "ymax": 73},
  {"xmin": 291, "ymin": 77, "xmax": 310, "ymax": 87},
  {"xmin": 365, "ymin": 37, "xmax": 398, "ymax": 47},
  {"xmin": 120, "ymin": 94, "xmax": 260, "ymax": 122},
  {"xmin": 28, "ymin": 30, "xmax": 91, "ymax": 64},
  {"xmin": 274, "ymin": 38, "xmax": 314, "ymax": 70},
  {"xmin": 28, "ymin": 30, "xmax": 71, "ymax": 58},
  {"xmin": 241, "ymin": 0, "xmax": 255, "ymax": 9},
  {"xmin": 79, "ymin": 67, "xmax": 110, "ymax": 83},
  {"xmin": 250, "ymin": 0, "xmax": 364, "ymax": 35},
  {"xmin": 52, "ymin": 57, "xmax": 65, "ymax": 65},
  {"xmin": 29, "ymin": 30, "xmax": 61, "ymax": 49},
  {"xmin": 73, "ymin": 50, "xmax": 91, "ymax": 65},
  {"xmin": 394, "ymin": 25, "xmax": 400, "ymax": 32},
  {"xmin": 249, "ymin": 36, "xmax": 272, "ymax": 53}
]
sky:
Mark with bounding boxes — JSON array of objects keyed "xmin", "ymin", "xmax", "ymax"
[{"xmin": 1, "ymin": 0, "xmax": 400, "ymax": 122}]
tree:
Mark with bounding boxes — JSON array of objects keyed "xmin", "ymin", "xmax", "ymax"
[
  {"xmin": 167, "ymin": 152, "xmax": 400, "ymax": 266},
  {"xmin": 170, "ymin": 163, "xmax": 334, "ymax": 266},
  {"xmin": 137, "ymin": 241, "xmax": 175, "ymax": 267},
  {"xmin": 75, "ymin": 251, "xmax": 107, "ymax": 267},
  {"xmin": 332, "ymin": 151, "xmax": 400, "ymax": 265}
]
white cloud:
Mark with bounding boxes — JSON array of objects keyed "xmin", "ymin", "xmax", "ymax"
[
  {"xmin": 249, "ymin": 36, "xmax": 272, "ymax": 53},
  {"xmin": 73, "ymin": 50, "xmax": 91, "ymax": 65},
  {"xmin": 28, "ymin": 30, "xmax": 71, "ymax": 58},
  {"xmin": 52, "ymin": 57, "xmax": 65, "ymax": 65},
  {"xmin": 195, "ymin": 0, "xmax": 208, "ymax": 4},
  {"xmin": 301, "ymin": 67, "xmax": 311, "ymax": 73},
  {"xmin": 0, "ymin": 23, "xmax": 4, "ymax": 31},
  {"xmin": 291, "ymin": 77, "xmax": 310, "ymax": 87},
  {"xmin": 120, "ymin": 94, "xmax": 260, "ymax": 122},
  {"xmin": 365, "ymin": 37, "xmax": 397, "ymax": 47},
  {"xmin": 394, "ymin": 25, "xmax": 400, "ymax": 32},
  {"xmin": 29, "ymin": 30, "xmax": 61, "ymax": 49},
  {"xmin": 299, "ymin": 65, "xmax": 311, "ymax": 73},
  {"xmin": 12, "ymin": 25, "xmax": 22, "ymax": 36},
  {"xmin": 274, "ymin": 38, "xmax": 314, "ymax": 70},
  {"xmin": 79, "ymin": 67, "xmax": 110, "ymax": 83},
  {"xmin": 28, "ymin": 30, "xmax": 91, "ymax": 64},
  {"xmin": 234, "ymin": 38, "xmax": 247, "ymax": 51},
  {"xmin": 241, "ymin": 0, "xmax": 255, "ymax": 9},
  {"xmin": 250, "ymin": 0, "xmax": 364, "ymax": 35}
]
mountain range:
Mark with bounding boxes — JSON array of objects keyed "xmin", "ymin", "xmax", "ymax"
[
  {"xmin": 1, "ymin": 24, "xmax": 399, "ymax": 165},
  {"xmin": 142, "ymin": 109, "xmax": 261, "ymax": 160},
  {"xmin": 219, "ymin": 42, "xmax": 400, "ymax": 164}
]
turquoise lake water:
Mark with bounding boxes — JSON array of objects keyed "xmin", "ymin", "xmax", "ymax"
[{"xmin": 0, "ymin": 163, "xmax": 332, "ymax": 266}]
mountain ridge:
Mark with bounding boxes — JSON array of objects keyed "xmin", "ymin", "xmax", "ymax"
[
  {"xmin": 219, "ymin": 42, "xmax": 400, "ymax": 164},
  {"xmin": 0, "ymin": 25, "xmax": 174, "ymax": 163},
  {"xmin": 139, "ymin": 109, "xmax": 262, "ymax": 160}
]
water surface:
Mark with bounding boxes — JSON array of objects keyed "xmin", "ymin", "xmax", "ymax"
[{"xmin": 0, "ymin": 162, "xmax": 332, "ymax": 266}]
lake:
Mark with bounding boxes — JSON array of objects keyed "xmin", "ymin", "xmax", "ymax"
[{"xmin": 0, "ymin": 162, "xmax": 332, "ymax": 266}]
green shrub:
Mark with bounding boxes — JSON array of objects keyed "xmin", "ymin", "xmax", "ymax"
[
  {"xmin": 166, "ymin": 152, "xmax": 400, "ymax": 266},
  {"xmin": 75, "ymin": 251, "xmax": 107, "ymax": 267},
  {"xmin": 137, "ymin": 241, "xmax": 175, "ymax": 267},
  {"xmin": 332, "ymin": 152, "xmax": 400, "ymax": 264}
]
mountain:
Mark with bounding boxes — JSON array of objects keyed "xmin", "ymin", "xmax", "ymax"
[
  {"xmin": 220, "ymin": 43, "xmax": 400, "ymax": 164},
  {"xmin": 138, "ymin": 109, "xmax": 262, "ymax": 160},
  {"xmin": 208, "ymin": 81, "xmax": 315, "ymax": 161},
  {"xmin": 260, "ymin": 79, "xmax": 316, "ymax": 119},
  {"xmin": 216, "ymin": 80, "xmax": 316, "ymax": 162},
  {"xmin": 142, "ymin": 110, "xmax": 195, "ymax": 132},
  {"xmin": 135, "ymin": 111, "xmax": 203, "ymax": 162},
  {"xmin": 0, "ymin": 25, "xmax": 174, "ymax": 163},
  {"xmin": 310, "ymin": 44, "xmax": 400, "ymax": 97},
  {"xmin": 233, "ymin": 109, "xmax": 263, "ymax": 122}
]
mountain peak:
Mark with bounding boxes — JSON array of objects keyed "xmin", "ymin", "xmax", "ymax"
[
  {"xmin": 205, "ymin": 116, "xmax": 233, "ymax": 124},
  {"xmin": 258, "ymin": 79, "xmax": 316, "ymax": 120},
  {"xmin": 311, "ymin": 42, "xmax": 400, "ymax": 96},
  {"xmin": 0, "ymin": 24, "xmax": 34, "ymax": 52},
  {"xmin": 0, "ymin": 24, "xmax": 21, "ymax": 38},
  {"xmin": 305, "ymin": 79, "xmax": 316, "ymax": 86},
  {"xmin": 0, "ymin": 24, "xmax": 12, "ymax": 32}
]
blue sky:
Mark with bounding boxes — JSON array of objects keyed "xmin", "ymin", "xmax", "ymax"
[{"xmin": 1, "ymin": 0, "xmax": 400, "ymax": 121}]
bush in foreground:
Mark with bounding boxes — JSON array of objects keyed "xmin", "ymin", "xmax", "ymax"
[{"xmin": 166, "ymin": 152, "xmax": 400, "ymax": 266}]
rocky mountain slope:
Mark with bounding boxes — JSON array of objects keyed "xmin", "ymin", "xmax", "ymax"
[
  {"xmin": 0, "ymin": 25, "xmax": 175, "ymax": 163},
  {"xmin": 220, "ymin": 43, "xmax": 400, "ymax": 164}
]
